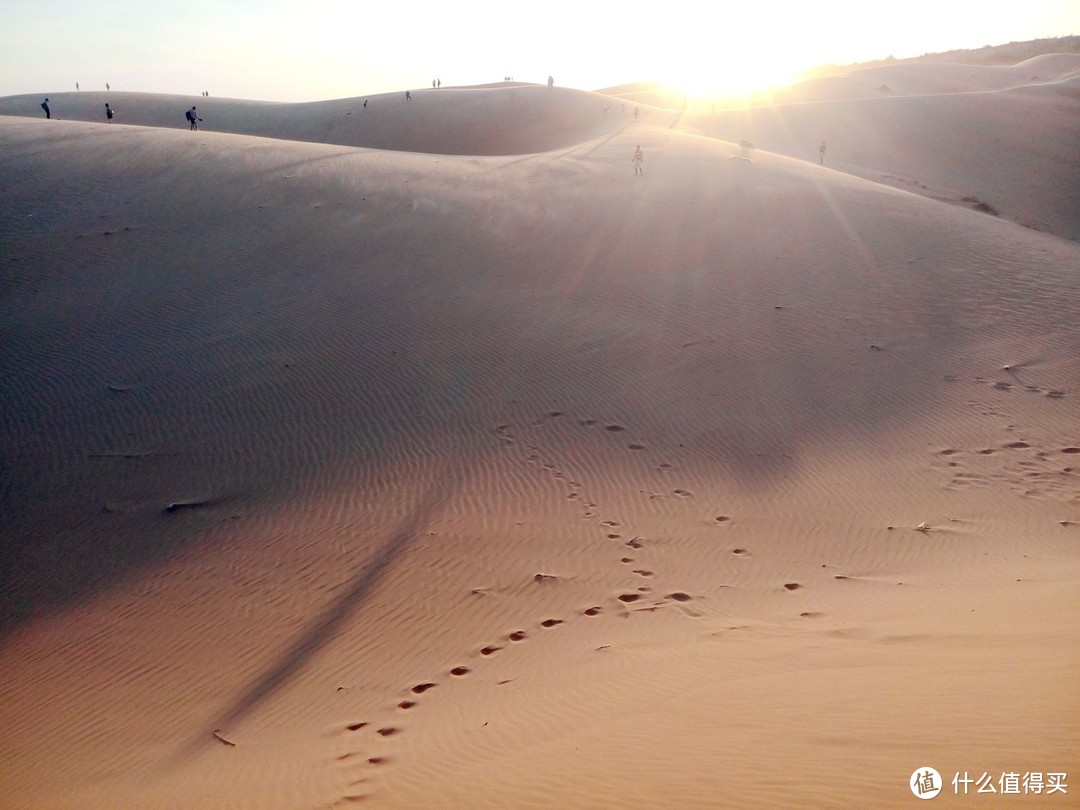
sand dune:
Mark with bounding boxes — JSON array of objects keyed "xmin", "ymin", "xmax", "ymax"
[
  {"xmin": 683, "ymin": 57, "xmax": 1080, "ymax": 241},
  {"xmin": 1, "ymin": 63, "xmax": 1078, "ymax": 808},
  {"xmin": 0, "ymin": 84, "xmax": 622, "ymax": 156}
]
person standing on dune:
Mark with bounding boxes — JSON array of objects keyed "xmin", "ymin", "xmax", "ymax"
[
  {"xmin": 819, "ymin": 140, "xmax": 827, "ymax": 164},
  {"xmin": 632, "ymin": 145, "xmax": 644, "ymax": 175},
  {"xmin": 186, "ymin": 106, "xmax": 202, "ymax": 130},
  {"xmin": 105, "ymin": 103, "xmax": 114, "ymax": 122},
  {"xmin": 41, "ymin": 98, "xmax": 50, "ymax": 119}
]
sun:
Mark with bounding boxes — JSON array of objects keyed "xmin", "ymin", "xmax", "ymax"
[
  {"xmin": 636, "ymin": 19, "xmax": 818, "ymax": 104},
  {"xmin": 655, "ymin": 52, "xmax": 810, "ymax": 104}
]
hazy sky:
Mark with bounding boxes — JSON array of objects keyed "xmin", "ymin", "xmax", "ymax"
[{"xmin": 3, "ymin": 0, "xmax": 1078, "ymax": 101}]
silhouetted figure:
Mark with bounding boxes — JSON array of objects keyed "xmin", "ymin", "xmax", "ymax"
[
  {"xmin": 186, "ymin": 105, "xmax": 202, "ymax": 130},
  {"xmin": 632, "ymin": 145, "xmax": 644, "ymax": 175},
  {"xmin": 106, "ymin": 82, "xmax": 110, "ymax": 92},
  {"xmin": 548, "ymin": 75, "xmax": 554, "ymax": 87},
  {"xmin": 363, "ymin": 99, "xmax": 368, "ymax": 107},
  {"xmin": 437, "ymin": 78, "xmax": 441, "ymax": 88},
  {"xmin": 105, "ymin": 103, "xmax": 114, "ymax": 122},
  {"xmin": 433, "ymin": 79, "xmax": 437, "ymax": 89},
  {"xmin": 76, "ymin": 82, "xmax": 80, "ymax": 91},
  {"xmin": 633, "ymin": 105, "xmax": 639, "ymax": 121},
  {"xmin": 819, "ymin": 140, "xmax": 827, "ymax": 165},
  {"xmin": 405, "ymin": 90, "xmax": 412, "ymax": 101},
  {"xmin": 41, "ymin": 98, "xmax": 50, "ymax": 119}
]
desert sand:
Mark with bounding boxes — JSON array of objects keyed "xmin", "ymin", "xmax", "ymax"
[{"xmin": 1, "ymin": 56, "xmax": 1079, "ymax": 808}]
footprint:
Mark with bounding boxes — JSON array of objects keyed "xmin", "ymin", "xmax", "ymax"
[
  {"xmin": 346, "ymin": 722, "xmax": 368, "ymax": 732},
  {"xmin": 1005, "ymin": 441, "xmax": 1030, "ymax": 449},
  {"xmin": 450, "ymin": 667, "xmax": 470, "ymax": 677},
  {"xmin": 508, "ymin": 630, "xmax": 527, "ymax": 642},
  {"xmin": 480, "ymin": 645, "xmax": 502, "ymax": 655},
  {"xmin": 667, "ymin": 592, "xmax": 692, "ymax": 602},
  {"xmin": 540, "ymin": 618, "xmax": 564, "ymax": 628},
  {"xmin": 620, "ymin": 557, "xmax": 634, "ymax": 563},
  {"xmin": 607, "ymin": 533, "xmax": 622, "ymax": 539},
  {"xmin": 604, "ymin": 425, "xmax": 626, "ymax": 432},
  {"xmin": 628, "ymin": 444, "xmax": 646, "ymax": 451},
  {"xmin": 618, "ymin": 593, "xmax": 642, "ymax": 603},
  {"xmin": 800, "ymin": 611, "xmax": 826, "ymax": 619},
  {"xmin": 1062, "ymin": 447, "xmax": 1080, "ymax": 454},
  {"xmin": 632, "ymin": 569, "xmax": 655, "ymax": 577},
  {"xmin": 657, "ymin": 463, "xmax": 673, "ymax": 470},
  {"xmin": 583, "ymin": 606, "xmax": 602, "ymax": 616},
  {"xmin": 673, "ymin": 489, "xmax": 692, "ymax": 497},
  {"xmin": 601, "ymin": 520, "xmax": 621, "ymax": 528},
  {"xmin": 411, "ymin": 683, "xmax": 437, "ymax": 694},
  {"xmin": 397, "ymin": 700, "xmax": 416, "ymax": 710},
  {"xmin": 783, "ymin": 583, "xmax": 802, "ymax": 591},
  {"xmin": 625, "ymin": 538, "xmax": 643, "ymax": 549},
  {"xmin": 367, "ymin": 756, "xmax": 388, "ymax": 765},
  {"xmin": 731, "ymin": 548, "xmax": 749, "ymax": 556},
  {"xmin": 715, "ymin": 516, "xmax": 731, "ymax": 523},
  {"xmin": 376, "ymin": 727, "xmax": 399, "ymax": 737},
  {"xmin": 579, "ymin": 419, "xmax": 598, "ymax": 426}
]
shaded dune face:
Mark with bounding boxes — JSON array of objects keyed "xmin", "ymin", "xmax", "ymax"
[{"xmin": 1, "ymin": 96, "xmax": 1076, "ymax": 633}]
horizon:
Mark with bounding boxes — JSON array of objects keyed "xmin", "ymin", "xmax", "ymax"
[{"xmin": 3, "ymin": 1, "xmax": 1079, "ymax": 103}]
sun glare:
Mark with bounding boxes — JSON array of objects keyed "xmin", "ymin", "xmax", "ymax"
[
  {"xmin": 638, "ymin": 21, "xmax": 818, "ymax": 105},
  {"xmin": 656, "ymin": 54, "xmax": 809, "ymax": 104}
]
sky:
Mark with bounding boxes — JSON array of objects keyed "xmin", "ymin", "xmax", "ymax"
[{"xmin": 2, "ymin": 0, "xmax": 1078, "ymax": 102}]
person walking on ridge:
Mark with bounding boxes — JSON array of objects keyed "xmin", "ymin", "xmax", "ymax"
[{"xmin": 632, "ymin": 144, "xmax": 644, "ymax": 175}]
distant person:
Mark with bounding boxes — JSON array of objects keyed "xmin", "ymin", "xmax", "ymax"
[
  {"xmin": 363, "ymin": 99, "xmax": 368, "ymax": 107},
  {"xmin": 76, "ymin": 81, "xmax": 80, "ymax": 91},
  {"xmin": 819, "ymin": 140, "xmax": 827, "ymax": 164},
  {"xmin": 106, "ymin": 82, "xmax": 110, "ymax": 92},
  {"xmin": 105, "ymin": 102, "xmax": 114, "ymax": 122},
  {"xmin": 633, "ymin": 105, "xmax": 639, "ymax": 121},
  {"xmin": 548, "ymin": 75, "xmax": 554, "ymax": 88},
  {"xmin": 41, "ymin": 98, "xmax": 50, "ymax": 119},
  {"xmin": 437, "ymin": 78, "xmax": 441, "ymax": 88},
  {"xmin": 186, "ymin": 105, "xmax": 202, "ymax": 130},
  {"xmin": 433, "ymin": 79, "xmax": 437, "ymax": 89},
  {"xmin": 632, "ymin": 144, "xmax": 644, "ymax": 175},
  {"xmin": 405, "ymin": 90, "xmax": 412, "ymax": 101}
]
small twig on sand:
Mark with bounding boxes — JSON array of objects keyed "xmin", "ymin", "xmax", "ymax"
[{"xmin": 212, "ymin": 729, "xmax": 236, "ymax": 747}]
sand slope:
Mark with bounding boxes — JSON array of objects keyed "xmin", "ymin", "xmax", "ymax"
[
  {"xmin": 684, "ymin": 56, "xmax": 1080, "ymax": 241},
  {"xmin": 0, "ymin": 84, "xmax": 622, "ymax": 156},
  {"xmin": 1, "ymin": 69, "xmax": 1079, "ymax": 809}
]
